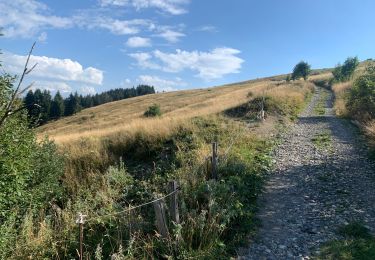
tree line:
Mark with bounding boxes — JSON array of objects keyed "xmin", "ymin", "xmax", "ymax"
[{"xmin": 24, "ymin": 84, "xmax": 155, "ymax": 125}]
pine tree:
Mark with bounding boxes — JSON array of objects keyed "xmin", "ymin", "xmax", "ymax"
[
  {"xmin": 64, "ymin": 92, "xmax": 81, "ymax": 116},
  {"xmin": 50, "ymin": 91, "xmax": 64, "ymax": 119},
  {"xmin": 40, "ymin": 90, "xmax": 51, "ymax": 124}
]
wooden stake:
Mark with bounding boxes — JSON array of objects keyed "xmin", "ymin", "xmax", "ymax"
[
  {"xmin": 212, "ymin": 142, "xmax": 218, "ymax": 180},
  {"xmin": 153, "ymin": 200, "xmax": 169, "ymax": 238},
  {"xmin": 76, "ymin": 213, "xmax": 87, "ymax": 260},
  {"xmin": 168, "ymin": 181, "xmax": 180, "ymax": 224}
]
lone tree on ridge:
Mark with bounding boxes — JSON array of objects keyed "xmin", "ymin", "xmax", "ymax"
[{"xmin": 292, "ymin": 61, "xmax": 311, "ymax": 81}]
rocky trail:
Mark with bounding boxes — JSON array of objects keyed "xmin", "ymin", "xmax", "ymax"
[{"xmin": 239, "ymin": 87, "xmax": 375, "ymax": 259}]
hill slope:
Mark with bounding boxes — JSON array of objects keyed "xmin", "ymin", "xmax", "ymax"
[{"xmin": 38, "ymin": 71, "xmax": 330, "ymax": 144}]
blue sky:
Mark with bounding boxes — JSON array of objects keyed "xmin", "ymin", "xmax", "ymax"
[{"xmin": 1, "ymin": 0, "xmax": 374, "ymax": 95}]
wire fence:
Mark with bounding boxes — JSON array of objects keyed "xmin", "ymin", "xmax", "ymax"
[{"xmin": 73, "ymin": 128, "xmax": 245, "ymax": 259}]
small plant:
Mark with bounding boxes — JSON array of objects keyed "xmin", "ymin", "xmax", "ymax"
[
  {"xmin": 311, "ymin": 131, "xmax": 332, "ymax": 150},
  {"xmin": 286, "ymin": 75, "xmax": 291, "ymax": 82},
  {"xmin": 144, "ymin": 104, "xmax": 161, "ymax": 117}
]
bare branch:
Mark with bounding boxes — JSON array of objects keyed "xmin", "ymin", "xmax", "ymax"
[
  {"xmin": 25, "ymin": 63, "xmax": 38, "ymax": 75},
  {"xmin": 19, "ymin": 82, "xmax": 35, "ymax": 95},
  {"xmin": 0, "ymin": 42, "xmax": 37, "ymax": 128}
]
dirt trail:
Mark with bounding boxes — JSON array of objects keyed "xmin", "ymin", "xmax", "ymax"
[{"xmin": 239, "ymin": 87, "xmax": 375, "ymax": 259}]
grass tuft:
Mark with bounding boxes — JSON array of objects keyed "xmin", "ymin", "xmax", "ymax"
[{"xmin": 316, "ymin": 222, "xmax": 375, "ymax": 260}]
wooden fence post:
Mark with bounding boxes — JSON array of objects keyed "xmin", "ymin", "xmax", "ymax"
[
  {"xmin": 260, "ymin": 94, "xmax": 265, "ymax": 121},
  {"xmin": 153, "ymin": 200, "xmax": 169, "ymax": 238},
  {"xmin": 168, "ymin": 181, "xmax": 180, "ymax": 224},
  {"xmin": 76, "ymin": 213, "xmax": 87, "ymax": 260},
  {"xmin": 212, "ymin": 142, "xmax": 218, "ymax": 180}
]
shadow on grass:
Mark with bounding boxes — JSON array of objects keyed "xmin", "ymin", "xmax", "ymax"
[{"xmin": 316, "ymin": 222, "xmax": 375, "ymax": 260}]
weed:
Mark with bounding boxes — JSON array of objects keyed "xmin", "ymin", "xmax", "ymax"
[
  {"xmin": 316, "ymin": 222, "xmax": 375, "ymax": 260},
  {"xmin": 312, "ymin": 131, "xmax": 332, "ymax": 150}
]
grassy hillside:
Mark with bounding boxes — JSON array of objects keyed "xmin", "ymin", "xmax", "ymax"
[
  {"xmin": 38, "ymin": 72, "xmax": 329, "ymax": 144},
  {"xmin": 10, "ymin": 74, "xmax": 317, "ymax": 259},
  {"xmin": 38, "ymin": 79, "xmax": 281, "ymax": 143}
]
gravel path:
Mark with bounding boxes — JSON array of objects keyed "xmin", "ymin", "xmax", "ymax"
[{"xmin": 239, "ymin": 87, "xmax": 375, "ymax": 259}]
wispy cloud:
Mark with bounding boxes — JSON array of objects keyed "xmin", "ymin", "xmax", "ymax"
[
  {"xmin": 37, "ymin": 32, "xmax": 48, "ymax": 42},
  {"xmin": 31, "ymin": 81, "xmax": 72, "ymax": 93},
  {"xmin": 99, "ymin": 0, "xmax": 190, "ymax": 15},
  {"xmin": 126, "ymin": 36, "xmax": 152, "ymax": 48},
  {"xmin": 129, "ymin": 48, "xmax": 244, "ymax": 80},
  {"xmin": 128, "ymin": 52, "xmax": 161, "ymax": 70},
  {"xmin": 74, "ymin": 14, "xmax": 152, "ymax": 35},
  {"xmin": 155, "ymin": 28, "xmax": 185, "ymax": 43},
  {"xmin": 0, "ymin": 0, "xmax": 187, "ymax": 46},
  {"xmin": 80, "ymin": 86, "xmax": 97, "ymax": 95},
  {"xmin": 0, "ymin": 0, "xmax": 73, "ymax": 38},
  {"xmin": 137, "ymin": 75, "xmax": 186, "ymax": 92},
  {"xmin": 196, "ymin": 25, "xmax": 218, "ymax": 33}
]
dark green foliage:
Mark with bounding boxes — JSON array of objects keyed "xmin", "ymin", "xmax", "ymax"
[
  {"xmin": 24, "ymin": 89, "xmax": 52, "ymax": 125},
  {"xmin": 64, "ymin": 92, "xmax": 81, "ymax": 116},
  {"xmin": 144, "ymin": 103, "xmax": 162, "ymax": 117},
  {"xmin": 0, "ymin": 54, "xmax": 65, "ymax": 257},
  {"xmin": 50, "ymin": 91, "xmax": 64, "ymax": 119},
  {"xmin": 332, "ymin": 57, "xmax": 359, "ymax": 82},
  {"xmin": 317, "ymin": 222, "xmax": 375, "ymax": 260},
  {"xmin": 0, "ymin": 76, "xmax": 64, "ymax": 220},
  {"xmin": 291, "ymin": 61, "xmax": 311, "ymax": 80},
  {"xmin": 347, "ymin": 65, "xmax": 375, "ymax": 121}
]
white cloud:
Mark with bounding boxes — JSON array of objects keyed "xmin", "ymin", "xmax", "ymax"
[
  {"xmin": 128, "ymin": 52, "xmax": 161, "ymax": 70},
  {"xmin": 99, "ymin": 0, "xmax": 190, "ymax": 15},
  {"xmin": 32, "ymin": 81, "xmax": 72, "ymax": 93},
  {"xmin": 80, "ymin": 86, "xmax": 97, "ymax": 95},
  {"xmin": 37, "ymin": 32, "xmax": 48, "ymax": 42},
  {"xmin": 196, "ymin": 25, "xmax": 218, "ymax": 33},
  {"xmin": 73, "ymin": 13, "xmax": 151, "ymax": 35},
  {"xmin": 3, "ymin": 52, "xmax": 104, "ymax": 85},
  {"xmin": 126, "ymin": 36, "xmax": 152, "ymax": 48},
  {"xmin": 129, "ymin": 48, "xmax": 244, "ymax": 80},
  {"xmin": 120, "ymin": 78, "xmax": 132, "ymax": 88},
  {"xmin": 137, "ymin": 75, "xmax": 186, "ymax": 92},
  {"xmin": 0, "ymin": 0, "xmax": 73, "ymax": 38},
  {"xmin": 156, "ymin": 28, "xmax": 185, "ymax": 43}
]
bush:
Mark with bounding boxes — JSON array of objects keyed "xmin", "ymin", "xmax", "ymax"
[
  {"xmin": 347, "ymin": 65, "xmax": 375, "ymax": 121},
  {"xmin": 0, "ymin": 53, "xmax": 65, "ymax": 258},
  {"xmin": 144, "ymin": 104, "xmax": 161, "ymax": 117},
  {"xmin": 332, "ymin": 57, "xmax": 359, "ymax": 83}
]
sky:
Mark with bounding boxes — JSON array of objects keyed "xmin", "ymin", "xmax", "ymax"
[{"xmin": 1, "ymin": 0, "xmax": 375, "ymax": 96}]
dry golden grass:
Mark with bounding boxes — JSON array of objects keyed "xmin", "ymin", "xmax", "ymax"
[
  {"xmin": 309, "ymin": 72, "xmax": 333, "ymax": 81},
  {"xmin": 38, "ymin": 80, "xmax": 281, "ymax": 144},
  {"xmin": 365, "ymin": 120, "xmax": 375, "ymax": 143},
  {"xmin": 35, "ymin": 76, "xmax": 316, "ymax": 203},
  {"xmin": 36, "ymin": 77, "xmax": 315, "ymax": 175},
  {"xmin": 332, "ymin": 81, "xmax": 353, "ymax": 117},
  {"xmin": 332, "ymin": 81, "xmax": 353, "ymax": 95}
]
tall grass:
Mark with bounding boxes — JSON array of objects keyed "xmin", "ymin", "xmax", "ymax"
[
  {"xmin": 5, "ymin": 79, "xmax": 315, "ymax": 259},
  {"xmin": 332, "ymin": 81, "xmax": 353, "ymax": 117}
]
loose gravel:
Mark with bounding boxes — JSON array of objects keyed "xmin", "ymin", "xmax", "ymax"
[{"xmin": 238, "ymin": 87, "xmax": 375, "ymax": 259}]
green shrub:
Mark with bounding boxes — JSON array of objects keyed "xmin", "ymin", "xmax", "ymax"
[
  {"xmin": 332, "ymin": 57, "xmax": 359, "ymax": 83},
  {"xmin": 347, "ymin": 65, "xmax": 375, "ymax": 121},
  {"xmin": 144, "ymin": 104, "xmax": 161, "ymax": 117},
  {"xmin": 0, "ymin": 60, "xmax": 65, "ymax": 259}
]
